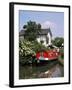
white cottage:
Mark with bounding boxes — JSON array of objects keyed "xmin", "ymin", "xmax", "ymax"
[{"xmin": 19, "ymin": 28, "xmax": 52, "ymax": 46}]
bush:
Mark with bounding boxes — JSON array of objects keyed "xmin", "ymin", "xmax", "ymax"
[
  {"xmin": 19, "ymin": 39, "xmax": 35, "ymax": 56},
  {"xmin": 60, "ymin": 48, "xmax": 64, "ymax": 60},
  {"xmin": 19, "ymin": 39, "xmax": 48, "ymax": 64},
  {"xmin": 52, "ymin": 37, "xmax": 64, "ymax": 47}
]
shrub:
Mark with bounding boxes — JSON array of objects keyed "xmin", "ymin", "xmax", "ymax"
[{"xmin": 19, "ymin": 39, "xmax": 48, "ymax": 64}]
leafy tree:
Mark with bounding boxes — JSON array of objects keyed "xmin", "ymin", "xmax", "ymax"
[
  {"xmin": 23, "ymin": 20, "xmax": 41, "ymax": 41},
  {"xmin": 52, "ymin": 37, "xmax": 64, "ymax": 47}
]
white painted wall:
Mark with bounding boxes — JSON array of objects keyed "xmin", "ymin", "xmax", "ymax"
[
  {"xmin": 36, "ymin": 32, "xmax": 52, "ymax": 46},
  {"xmin": 47, "ymin": 33, "xmax": 52, "ymax": 46},
  {"xmin": 36, "ymin": 35, "xmax": 47, "ymax": 46}
]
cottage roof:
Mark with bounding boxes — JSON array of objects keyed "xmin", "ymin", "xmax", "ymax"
[
  {"xmin": 38, "ymin": 29, "xmax": 52, "ymax": 36},
  {"xmin": 19, "ymin": 28, "xmax": 52, "ymax": 37},
  {"xmin": 19, "ymin": 30, "xmax": 25, "ymax": 36}
]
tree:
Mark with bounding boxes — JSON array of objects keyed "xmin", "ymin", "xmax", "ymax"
[
  {"xmin": 52, "ymin": 37, "xmax": 64, "ymax": 47},
  {"xmin": 23, "ymin": 20, "xmax": 41, "ymax": 41}
]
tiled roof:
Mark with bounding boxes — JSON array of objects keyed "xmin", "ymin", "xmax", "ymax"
[
  {"xmin": 19, "ymin": 30, "xmax": 25, "ymax": 36},
  {"xmin": 19, "ymin": 28, "xmax": 52, "ymax": 37}
]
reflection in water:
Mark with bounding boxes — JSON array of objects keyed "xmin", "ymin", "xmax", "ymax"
[{"xmin": 19, "ymin": 60, "xmax": 64, "ymax": 79}]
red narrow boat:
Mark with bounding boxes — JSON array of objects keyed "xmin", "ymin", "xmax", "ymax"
[{"xmin": 36, "ymin": 49, "xmax": 59, "ymax": 61}]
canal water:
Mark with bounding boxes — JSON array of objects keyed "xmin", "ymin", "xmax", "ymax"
[{"xmin": 19, "ymin": 60, "xmax": 64, "ymax": 79}]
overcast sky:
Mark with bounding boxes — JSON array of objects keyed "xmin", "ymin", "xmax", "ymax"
[{"xmin": 19, "ymin": 10, "xmax": 64, "ymax": 38}]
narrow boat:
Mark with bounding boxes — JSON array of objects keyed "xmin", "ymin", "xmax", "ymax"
[{"xmin": 35, "ymin": 49, "xmax": 60, "ymax": 63}]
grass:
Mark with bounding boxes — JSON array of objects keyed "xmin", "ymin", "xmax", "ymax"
[{"xmin": 58, "ymin": 48, "xmax": 64, "ymax": 65}]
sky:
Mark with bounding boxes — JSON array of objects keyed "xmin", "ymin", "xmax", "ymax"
[{"xmin": 19, "ymin": 10, "xmax": 64, "ymax": 38}]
